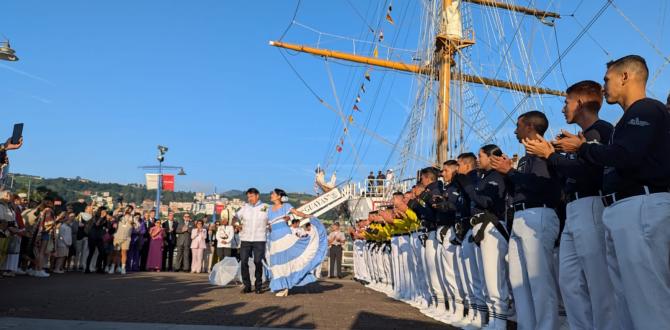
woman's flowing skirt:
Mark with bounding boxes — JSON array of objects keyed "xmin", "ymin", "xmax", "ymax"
[{"xmin": 268, "ymin": 218, "xmax": 328, "ymax": 292}]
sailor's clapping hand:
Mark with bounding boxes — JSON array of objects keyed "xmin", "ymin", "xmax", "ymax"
[
  {"xmin": 523, "ymin": 134, "xmax": 555, "ymax": 159},
  {"xmin": 380, "ymin": 209, "xmax": 394, "ymax": 224},
  {"xmin": 552, "ymin": 130, "xmax": 585, "ymax": 153},
  {"xmin": 490, "ymin": 154, "xmax": 513, "ymax": 174}
]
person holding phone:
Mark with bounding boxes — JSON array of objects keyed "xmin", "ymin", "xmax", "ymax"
[{"xmin": 0, "ymin": 125, "xmax": 23, "ymax": 190}]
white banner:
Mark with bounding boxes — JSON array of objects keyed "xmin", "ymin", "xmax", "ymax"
[
  {"xmin": 145, "ymin": 173, "xmax": 159, "ymax": 190},
  {"xmin": 297, "ymin": 188, "xmax": 343, "ymax": 215},
  {"xmin": 204, "ymin": 203, "xmax": 215, "ymax": 215}
]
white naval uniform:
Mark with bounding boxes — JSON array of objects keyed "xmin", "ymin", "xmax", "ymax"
[
  {"xmin": 602, "ymin": 191, "xmax": 670, "ymax": 329},
  {"xmin": 409, "ymin": 231, "xmax": 431, "ymax": 309},
  {"xmin": 509, "ymin": 207, "xmax": 560, "ymax": 330},
  {"xmin": 398, "ymin": 234, "xmax": 414, "ymax": 301},
  {"xmin": 390, "ymin": 235, "xmax": 404, "ymax": 300},
  {"xmin": 558, "ymin": 196, "xmax": 616, "ymax": 330},
  {"xmin": 473, "ymin": 220, "xmax": 511, "ymax": 324},
  {"xmin": 420, "ymin": 230, "xmax": 450, "ymax": 319},
  {"xmin": 458, "ymin": 229, "xmax": 485, "ymax": 321},
  {"xmin": 441, "ymin": 227, "xmax": 467, "ymax": 319}
]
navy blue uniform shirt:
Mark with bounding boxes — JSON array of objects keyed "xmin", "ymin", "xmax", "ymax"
[
  {"xmin": 507, "ymin": 154, "xmax": 562, "ymax": 208},
  {"xmin": 578, "ymin": 98, "xmax": 670, "ymax": 193},
  {"xmin": 548, "ymin": 120, "xmax": 613, "ymax": 195},
  {"xmin": 459, "ymin": 169, "xmax": 507, "ymax": 219}
]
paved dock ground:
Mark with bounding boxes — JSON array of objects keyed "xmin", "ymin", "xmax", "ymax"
[{"xmin": 0, "ymin": 272, "xmax": 453, "ymax": 330}]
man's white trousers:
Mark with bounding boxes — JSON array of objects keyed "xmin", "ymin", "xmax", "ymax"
[
  {"xmin": 558, "ymin": 196, "xmax": 616, "ymax": 330},
  {"xmin": 602, "ymin": 192, "xmax": 670, "ymax": 329},
  {"xmin": 509, "ymin": 207, "xmax": 560, "ymax": 330}
]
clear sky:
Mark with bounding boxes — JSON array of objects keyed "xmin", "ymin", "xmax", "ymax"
[{"xmin": 2, "ymin": 0, "xmax": 669, "ymax": 194}]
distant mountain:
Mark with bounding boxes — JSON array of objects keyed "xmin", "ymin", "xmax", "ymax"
[
  {"xmin": 222, "ymin": 189, "xmax": 244, "ymax": 197},
  {"xmin": 8, "ymin": 173, "xmax": 315, "ymax": 206},
  {"xmin": 9, "ymin": 174, "xmax": 195, "ymax": 205}
]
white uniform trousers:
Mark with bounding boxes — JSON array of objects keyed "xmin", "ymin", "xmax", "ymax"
[
  {"xmin": 473, "ymin": 221, "xmax": 511, "ymax": 320},
  {"xmin": 382, "ymin": 244, "xmax": 393, "ymax": 291},
  {"xmin": 421, "ymin": 231, "xmax": 449, "ymax": 314},
  {"xmin": 372, "ymin": 245, "xmax": 381, "ymax": 286},
  {"xmin": 409, "ymin": 232, "xmax": 431, "ymax": 306},
  {"xmin": 559, "ymin": 196, "xmax": 616, "ymax": 330},
  {"xmin": 441, "ymin": 227, "xmax": 467, "ymax": 310},
  {"xmin": 459, "ymin": 230, "xmax": 485, "ymax": 313},
  {"xmin": 352, "ymin": 240, "xmax": 362, "ymax": 280},
  {"xmin": 509, "ymin": 207, "xmax": 560, "ymax": 330},
  {"xmin": 398, "ymin": 235, "xmax": 413, "ymax": 301},
  {"xmin": 390, "ymin": 236, "xmax": 403, "ymax": 299},
  {"xmin": 363, "ymin": 243, "xmax": 375, "ymax": 285},
  {"xmin": 602, "ymin": 192, "xmax": 670, "ymax": 329}
]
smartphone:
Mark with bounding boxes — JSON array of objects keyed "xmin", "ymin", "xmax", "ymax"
[{"xmin": 11, "ymin": 123, "xmax": 23, "ymax": 144}]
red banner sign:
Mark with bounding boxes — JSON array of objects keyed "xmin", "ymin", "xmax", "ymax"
[{"xmin": 162, "ymin": 174, "xmax": 175, "ymax": 192}]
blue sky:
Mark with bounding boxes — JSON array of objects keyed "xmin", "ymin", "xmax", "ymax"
[{"xmin": 2, "ymin": 0, "xmax": 669, "ymax": 194}]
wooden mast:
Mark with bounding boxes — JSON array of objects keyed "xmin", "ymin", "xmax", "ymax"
[
  {"xmin": 437, "ymin": 0, "xmax": 452, "ymax": 165},
  {"xmin": 270, "ymin": 0, "xmax": 563, "ymax": 165}
]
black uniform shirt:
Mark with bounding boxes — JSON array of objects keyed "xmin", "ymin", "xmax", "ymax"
[
  {"xmin": 437, "ymin": 181, "xmax": 460, "ymax": 227},
  {"xmin": 578, "ymin": 98, "xmax": 670, "ymax": 193},
  {"xmin": 460, "ymin": 169, "xmax": 507, "ymax": 218},
  {"xmin": 451, "ymin": 170, "xmax": 480, "ymax": 219},
  {"xmin": 507, "ymin": 154, "xmax": 561, "ymax": 208},
  {"xmin": 547, "ymin": 120, "xmax": 613, "ymax": 195},
  {"xmin": 408, "ymin": 181, "xmax": 439, "ymax": 230}
]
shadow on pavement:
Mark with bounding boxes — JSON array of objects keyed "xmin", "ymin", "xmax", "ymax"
[
  {"xmin": 350, "ymin": 311, "xmax": 458, "ymax": 330},
  {"xmin": 0, "ymin": 273, "xmax": 316, "ymax": 329}
]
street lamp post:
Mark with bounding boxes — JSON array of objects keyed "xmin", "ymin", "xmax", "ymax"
[
  {"xmin": 156, "ymin": 146, "xmax": 166, "ymax": 218},
  {"xmin": 138, "ymin": 145, "xmax": 186, "ymax": 219}
]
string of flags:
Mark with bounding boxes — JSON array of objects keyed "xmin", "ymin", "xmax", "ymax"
[
  {"xmin": 334, "ymin": 4, "xmax": 394, "ymax": 154},
  {"xmin": 386, "ymin": 5, "xmax": 394, "ymax": 25}
]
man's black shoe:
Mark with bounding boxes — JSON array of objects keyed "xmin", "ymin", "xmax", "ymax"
[
  {"xmin": 255, "ymin": 287, "xmax": 263, "ymax": 294},
  {"xmin": 241, "ymin": 287, "xmax": 252, "ymax": 294}
]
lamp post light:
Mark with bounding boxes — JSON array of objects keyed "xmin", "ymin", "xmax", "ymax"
[
  {"xmin": 0, "ymin": 40, "xmax": 18, "ymax": 62},
  {"xmin": 138, "ymin": 145, "xmax": 186, "ymax": 219}
]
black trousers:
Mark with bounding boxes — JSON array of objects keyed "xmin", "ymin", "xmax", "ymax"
[
  {"xmin": 86, "ymin": 239, "xmax": 106, "ymax": 272},
  {"xmin": 216, "ymin": 247, "xmax": 233, "ymax": 259},
  {"xmin": 162, "ymin": 244, "xmax": 175, "ymax": 271},
  {"xmin": 329, "ymin": 245, "xmax": 343, "ymax": 278},
  {"xmin": 139, "ymin": 238, "xmax": 150, "ymax": 271},
  {"xmin": 239, "ymin": 241, "xmax": 265, "ymax": 289},
  {"xmin": 174, "ymin": 239, "xmax": 191, "ymax": 271}
]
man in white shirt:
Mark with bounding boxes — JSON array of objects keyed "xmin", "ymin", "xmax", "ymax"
[
  {"xmin": 234, "ymin": 188, "xmax": 268, "ymax": 294},
  {"xmin": 328, "ymin": 222, "xmax": 346, "ymax": 278}
]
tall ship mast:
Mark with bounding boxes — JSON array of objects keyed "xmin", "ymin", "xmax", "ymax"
[{"xmin": 268, "ymin": 0, "xmax": 669, "ymax": 218}]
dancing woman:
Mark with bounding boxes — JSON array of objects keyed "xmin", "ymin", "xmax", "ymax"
[{"xmin": 267, "ymin": 189, "xmax": 328, "ymax": 297}]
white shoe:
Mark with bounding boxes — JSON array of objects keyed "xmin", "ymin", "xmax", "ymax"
[
  {"xmin": 463, "ymin": 310, "xmax": 485, "ymax": 330},
  {"xmin": 34, "ymin": 270, "xmax": 50, "ymax": 278},
  {"xmin": 447, "ymin": 305, "xmax": 467, "ymax": 326},
  {"xmin": 52, "ymin": 269, "xmax": 64, "ymax": 274},
  {"xmin": 275, "ymin": 289, "xmax": 289, "ymax": 297},
  {"xmin": 120, "ymin": 267, "xmax": 126, "ymax": 275},
  {"xmin": 15, "ymin": 269, "xmax": 26, "ymax": 275},
  {"xmin": 482, "ymin": 318, "xmax": 506, "ymax": 330},
  {"xmin": 116, "ymin": 266, "xmax": 123, "ymax": 274},
  {"xmin": 451, "ymin": 312, "xmax": 472, "ymax": 328},
  {"xmin": 107, "ymin": 265, "xmax": 115, "ymax": 274}
]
